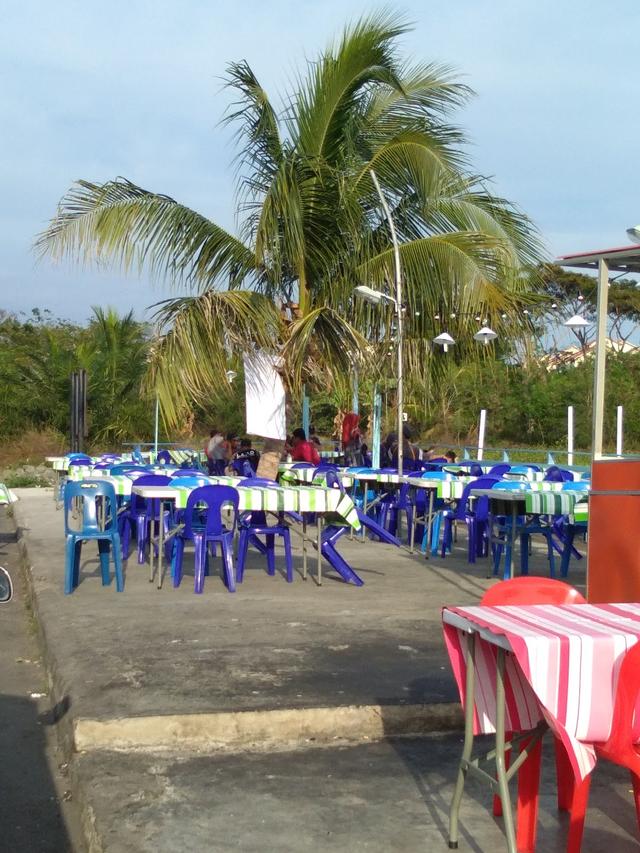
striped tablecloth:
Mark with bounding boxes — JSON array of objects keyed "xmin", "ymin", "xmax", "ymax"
[
  {"xmin": 442, "ymin": 603, "xmax": 640, "ymax": 780},
  {"xmin": 100, "ymin": 477, "xmax": 361, "ymax": 530}
]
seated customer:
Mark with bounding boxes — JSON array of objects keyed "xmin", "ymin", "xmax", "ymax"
[
  {"xmin": 233, "ymin": 437, "xmax": 261, "ymax": 472},
  {"xmin": 290, "ymin": 428, "xmax": 321, "ymax": 465}
]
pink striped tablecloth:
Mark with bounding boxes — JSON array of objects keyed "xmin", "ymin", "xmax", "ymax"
[{"xmin": 442, "ymin": 603, "xmax": 640, "ymax": 780}]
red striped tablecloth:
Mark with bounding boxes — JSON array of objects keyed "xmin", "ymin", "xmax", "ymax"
[{"xmin": 442, "ymin": 603, "xmax": 640, "ymax": 780}]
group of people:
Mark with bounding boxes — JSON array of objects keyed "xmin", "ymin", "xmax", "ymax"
[
  {"xmin": 206, "ymin": 424, "xmax": 458, "ymax": 476},
  {"xmin": 205, "ymin": 430, "xmax": 260, "ymax": 476}
]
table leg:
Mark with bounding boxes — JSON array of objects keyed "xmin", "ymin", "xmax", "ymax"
[
  {"xmin": 449, "ymin": 633, "xmax": 476, "ymax": 849},
  {"xmin": 149, "ymin": 511, "xmax": 156, "ymax": 584},
  {"xmin": 507, "ymin": 503, "xmax": 517, "ymax": 579},
  {"xmin": 157, "ymin": 500, "xmax": 165, "ymax": 589},
  {"xmin": 317, "ymin": 515, "xmax": 323, "ymax": 586},
  {"xmin": 361, "ymin": 487, "xmax": 368, "ymax": 540},
  {"xmin": 495, "ymin": 648, "xmax": 517, "ymax": 853},
  {"xmin": 425, "ymin": 489, "xmax": 435, "ymax": 560},
  {"xmin": 302, "ymin": 516, "xmax": 308, "ymax": 580}
]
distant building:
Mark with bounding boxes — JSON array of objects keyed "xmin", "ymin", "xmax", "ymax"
[{"xmin": 540, "ymin": 338, "xmax": 640, "ymax": 371}]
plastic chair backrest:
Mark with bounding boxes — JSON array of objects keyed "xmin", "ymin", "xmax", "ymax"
[
  {"xmin": 325, "ymin": 470, "xmax": 346, "ymax": 496},
  {"xmin": 455, "ymin": 476, "xmax": 501, "ymax": 521},
  {"xmin": 170, "ymin": 469, "xmax": 206, "ymax": 478},
  {"xmin": 184, "ymin": 485, "xmax": 239, "ymax": 538},
  {"xmin": 291, "ymin": 462, "xmax": 315, "ymax": 469},
  {"xmin": 240, "ymin": 478, "xmax": 279, "ymax": 488},
  {"xmin": 488, "ymin": 464, "xmax": 511, "ymax": 477},
  {"xmin": 511, "ymin": 464, "xmax": 541, "ymax": 473},
  {"xmin": 64, "ymin": 480, "xmax": 118, "ymax": 536},
  {"xmin": 544, "ymin": 465, "xmax": 568, "ymax": 482},
  {"xmin": 156, "ymin": 450, "xmax": 173, "ymax": 465},
  {"xmin": 469, "ymin": 463, "xmax": 484, "ymax": 477},
  {"xmin": 92, "ymin": 461, "xmax": 112, "ymax": 469},
  {"xmin": 603, "ymin": 641, "xmax": 640, "ymax": 756},
  {"xmin": 109, "ymin": 464, "xmax": 150, "ymax": 476},
  {"xmin": 130, "ymin": 474, "xmax": 172, "ymax": 512},
  {"xmin": 68, "ymin": 458, "xmax": 92, "ymax": 467},
  {"xmin": 169, "ymin": 476, "xmax": 213, "ymax": 489},
  {"xmin": 481, "ymin": 577, "xmax": 587, "ymax": 606}
]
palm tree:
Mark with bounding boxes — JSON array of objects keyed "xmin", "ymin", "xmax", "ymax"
[{"xmin": 37, "ymin": 12, "xmax": 541, "ymax": 428}]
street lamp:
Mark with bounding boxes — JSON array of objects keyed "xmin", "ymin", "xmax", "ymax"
[
  {"xmin": 353, "ymin": 169, "xmax": 405, "ymax": 474},
  {"xmin": 473, "ymin": 326, "xmax": 498, "ymax": 346},
  {"xmin": 433, "ymin": 332, "xmax": 456, "ymax": 353}
]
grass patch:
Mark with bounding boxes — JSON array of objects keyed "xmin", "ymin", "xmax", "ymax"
[{"xmin": 3, "ymin": 474, "xmax": 50, "ymax": 488}]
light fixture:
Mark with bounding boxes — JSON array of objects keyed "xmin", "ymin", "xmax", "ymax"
[
  {"xmin": 564, "ymin": 314, "xmax": 590, "ymax": 329},
  {"xmin": 433, "ymin": 331, "xmax": 456, "ymax": 353},
  {"xmin": 627, "ymin": 225, "xmax": 640, "ymax": 244},
  {"xmin": 225, "ymin": 370, "xmax": 238, "ymax": 383},
  {"xmin": 354, "ymin": 285, "xmax": 396, "ymax": 307},
  {"xmin": 473, "ymin": 326, "xmax": 498, "ymax": 345}
]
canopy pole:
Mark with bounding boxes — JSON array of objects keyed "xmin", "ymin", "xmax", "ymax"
[
  {"xmin": 592, "ymin": 258, "xmax": 609, "ymax": 459},
  {"xmin": 371, "ymin": 385, "xmax": 382, "ymax": 468},
  {"xmin": 352, "ymin": 369, "xmax": 359, "ymax": 415},
  {"xmin": 302, "ymin": 387, "xmax": 310, "ymax": 437},
  {"xmin": 567, "ymin": 405, "xmax": 574, "ymax": 467},
  {"xmin": 616, "ymin": 405, "xmax": 624, "ymax": 457},
  {"xmin": 477, "ymin": 409, "xmax": 487, "ymax": 461},
  {"xmin": 154, "ymin": 396, "xmax": 159, "ymax": 456}
]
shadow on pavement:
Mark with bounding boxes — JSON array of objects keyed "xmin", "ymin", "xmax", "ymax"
[{"xmin": 0, "ymin": 693, "xmax": 74, "ymax": 852}]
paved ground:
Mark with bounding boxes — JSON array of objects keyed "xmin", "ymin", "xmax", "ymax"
[
  {"xmin": 7, "ymin": 488, "xmax": 600, "ymax": 852},
  {"xmin": 0, "ymin": 511, "xmax": 84, "ymax": 852},
  {"xmin": 74, "ymin": 737, "xmax": 637, "ymax": 853},
  {"xmin": 12, "ymin": 489, "xmax": 585, "ymax": 724}
]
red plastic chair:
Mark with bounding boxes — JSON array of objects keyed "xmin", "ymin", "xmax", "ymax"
[
  {"xmin": 566, "ymin": 640, "xmax": 640, "ymax": 852},
  {"xmin": 480, "ymin": 577, "xmax": 587, "ymax": 853}
]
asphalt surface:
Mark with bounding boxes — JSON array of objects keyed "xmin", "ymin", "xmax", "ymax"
[{"xmin": 0, "ymin": 510, "xmax": 84, "ymax": 853}]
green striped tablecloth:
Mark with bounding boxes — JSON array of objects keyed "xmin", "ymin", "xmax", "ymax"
[
  {"xmin": 94, "ymin": 476, "xmax": 361, "ymax": 531},
  {"xmin": 524, "ymin": 490, "xmax": 589, "ymax": 521}
]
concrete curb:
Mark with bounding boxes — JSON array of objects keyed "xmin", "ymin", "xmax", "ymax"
[
  {"xmin": 12, "ymin": 493, "xmax": 463, "ymax": 759},
  {"xmin": 74, "ymin": 702, "xmax": 463, "ymax": 752}
]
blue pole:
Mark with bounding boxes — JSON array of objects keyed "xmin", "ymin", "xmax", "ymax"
[
  {"xmin": 372, "ymin": 386, "xmax": 382, "ymax": 468},
  {"xmin": 302, "ymin": 387, "xmax": 310, "ymax": 437},
  {"xmin": 352, "ymin": 369, "xmax": 359, "ymax": 415}
]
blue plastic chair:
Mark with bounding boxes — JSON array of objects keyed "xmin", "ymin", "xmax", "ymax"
[
  {"xmin": 488, "ymin": 464, "xmax": 511, "ymax": 477},
  {"xmin": 63, "ymin": 481, "xmax": 123, "ymax": 594},
  {"xmin": 109, "ymin": 463, "xmax": 150, "ymax": 476},
  {"xmin": 156, "ymin": 449, "xmax": 174, "ymax": 465},
  {"xmin": 230, "ymin": 458, "xmax": 256, "ymax": 477},
  {"xmin": 121, "ymin": 474, "xmax": 172, "ymax": 562},
  {"xmin": 544, "ymin": 465, "xmax": 574, "ymax": 482},
  {"xmin": 170, "ymin": 469, "xmax": 209, "ymax": 479},
  {"xmin": 435, "ymin": 476, "xmax": 501, "ymax": 562},
  {"xmin": 68, "ymin": 457, "xmax": 92, "ymax": 467},
  {"xmin": 236, "ymin": 479, "xmax": 293, "ymax": 583},
  {"xmin": 170, "ymin": 485, "xmax": 238, "ymax": 593}
]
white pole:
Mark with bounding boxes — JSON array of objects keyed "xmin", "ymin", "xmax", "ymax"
[
  {"xmin": 617, "ymin": 405, "xmax": 624, "ymax": 457},
  {"xmin": 567, "ymin": 405, "xmax": 574, "ymax": 467},
  {"xmin": 478, "ymin": 409, "xmax": 487, "ymax": 461},
  {"xmin": 154, "ymin": 396, "xmax": 159, "ymax": 456}
]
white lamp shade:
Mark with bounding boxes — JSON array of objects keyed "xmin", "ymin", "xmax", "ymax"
[
  {"xmin": 627, "ymin": 225, "xmax": 640, "ymax": 244},
  {"xmin": 564, "ymin": 314, "xmax": 590, "ymax": 329},
  {"xmin": 354, "ymin": 285, "xmax": 384, "ymax": 306},
  {"xmin": 473, "ymin": 326, "xmax": 498, "ymax": 345},
  {"xmin": 225, "ymin": 370, "xmax": 238, "ymax": 382},
  {"xmin": 433, "ymin": 332, "xmax": 456, "ymax": 347}
]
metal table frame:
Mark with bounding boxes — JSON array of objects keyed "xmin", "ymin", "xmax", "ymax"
[{"xmin": 443, "ymin": 612, "xmax": 548, "ymax": 852}]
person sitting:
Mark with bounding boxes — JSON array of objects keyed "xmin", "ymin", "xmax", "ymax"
[
  {"xmin": 232, "ymin": 437, "xmax": 261, "ymax": 473},
  {"xmin": 444, "ymin": 449, "xmax": 458, "ymax": 464},
  {"xmin": 290, "ymin": 428, "xmax": 321, "ymax": 465}
]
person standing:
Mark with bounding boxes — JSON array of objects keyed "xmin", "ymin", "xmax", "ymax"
[{"xmin": 206, "ymin": 428, "xmax": 226, "ymax": 475}]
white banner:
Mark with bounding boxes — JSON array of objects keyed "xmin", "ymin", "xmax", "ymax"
[{"xmin": 243, "ymin": 351, "xmax": 287, "ymax": 440}]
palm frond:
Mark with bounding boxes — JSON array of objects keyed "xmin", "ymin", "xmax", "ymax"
[{"xmin": 36, "ymin": 178, "xmax": 256, "ymax": 292}]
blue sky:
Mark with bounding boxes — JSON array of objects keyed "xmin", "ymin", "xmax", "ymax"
[{"xmin": 2, "ymin": 0, "xmax": 638, "ymax": 322}]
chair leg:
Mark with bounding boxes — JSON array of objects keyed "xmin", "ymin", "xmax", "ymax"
[
  {"xmin": 64, "ymin": 536, "xmax": 77, "ymax": 594},
  {"xmin": 265, "ymin": 534, "xmax": 275, "ymax": 576},
  {"xmin": 546, "ymin": 531, "xmax": 556, "ymax": 577},
  {"xmin": 566, "ymin": 775, "xmax": 591, "ymax": 853},
  {"xmin": 555, "ymin": 739, "xmax": 574, "ymax": 811},
  {"xmin": 631, "ymin": 772, "xmax": 640, "ymax": 832},
  {"xmin": 73, "ymin": 538, "xmax": 82, "ymax": 589},
  {"xmin": 221, "ymin": 538, "xmax": 236, "ymax": 592},
  {"xmin": 137, "ymin": 517, "xmax": 147, "ymax": 564},
  {"xmin": 98, "ymin": 538, "xmax": 111, "ymax": 585},
  {"xmin": 172, "ymin": 538, "xmax": 185, "ymax": 587},
  {"xmin": 515, "ymin": 735, "xmax": 542, "ymax": 853},
  {"xmin": 236, "ymin": 530, "xmax": 249, "ymax": 583},
  {"xmin": 282, "ymin": 529, "xmax": 293, "ymax": 582},
  {"xmin": 521, "ymin": 532, "xmax": 530, "ymax": 576},
  {"xmin": 112, "ymin": 533, "xmax": 124, "ymax": 592},
  {"xmin": 193, "ymin": 534, "xmax": 206, "ymax": 594}
]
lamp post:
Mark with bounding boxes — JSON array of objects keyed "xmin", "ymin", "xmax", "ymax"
[{"xmin": 355, "ymin": 169, "xmax": 405, "ymax": 475}]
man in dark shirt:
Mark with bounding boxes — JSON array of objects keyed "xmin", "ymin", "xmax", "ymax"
[{"xmin": 233, "ymin": 437, "xmax": 261, "ymax": 472}]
